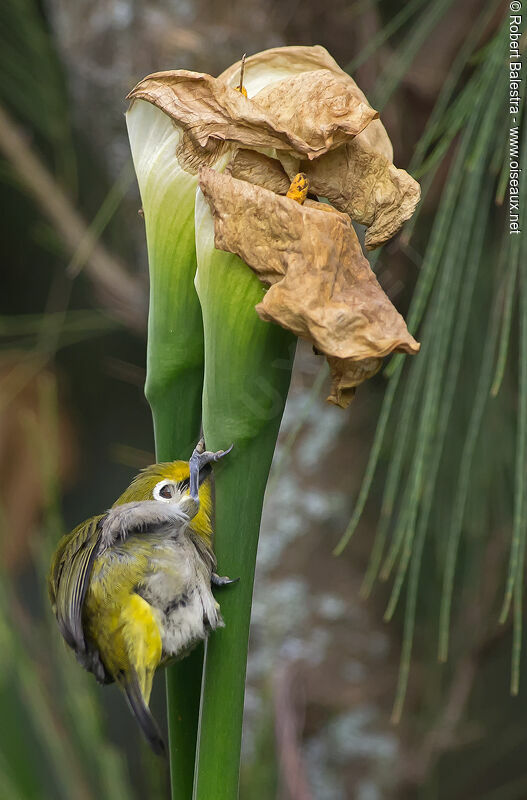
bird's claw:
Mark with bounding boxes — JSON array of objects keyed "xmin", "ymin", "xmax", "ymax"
[
  {"xmin": 211, "ymin": 573, "xmax": 240, "ymax": 587},
  {"xmin": 189, "ymin": 439, "xmax": 233, "ymax": 501},
  {"xmin": 192, "ymin": 439, "xmax": 233, "ymax": 469}
]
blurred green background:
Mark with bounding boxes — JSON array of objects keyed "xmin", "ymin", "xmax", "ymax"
[{"xmin": 0, "ymin": 0, "xmax": 523, "ymax": 798}]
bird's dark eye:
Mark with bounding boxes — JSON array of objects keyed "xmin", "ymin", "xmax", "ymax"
[{"xmin": 159, "ymin": 484, "xmax": 173, "ymax": 499}]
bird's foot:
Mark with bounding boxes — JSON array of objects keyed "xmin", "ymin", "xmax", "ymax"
[
  {"xmin": 211, "ymin": 572, "xmax": 239, "ymax": 587},
  {"xmin": 189, "ymin": 439, "xmax": 233, "ymax": 501}
]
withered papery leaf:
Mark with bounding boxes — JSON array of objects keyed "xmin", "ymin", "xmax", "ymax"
[
  {"xmin": 294, "ymin": 138, "xmax": 421, "ymax": 250},
  {"xmin": 356, "ymin": 117, "xmax": 393, "ymax": 162},
  {"xmin": 219, "ymin": 46, "xmax": 418, "ymax": 247},
  {"xmin": 250, "ymin": 69, "xmax": 378, "ymax": 155},
  {"xmin": 221, "ymin": 46, "xmax": 393, "ymax": 158},
  {"xmin": 218, "ymin": 45, "xmax": 353, "ymax": 94},
  {"xmin": 199, "ymin": 167, "xmax": 419, "ymax": 408},
  {"xmin": 127, "ymin": 68, "xmax": 369, "ymax": 164},
  {"xmin": 228, "ymin": 150, "xmax": 291, "ymax": 194}
]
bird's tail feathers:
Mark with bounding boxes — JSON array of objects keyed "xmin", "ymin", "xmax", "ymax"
[{"xmin": 123, "ymin": 672, "xmax": 166, "ymax": 756}]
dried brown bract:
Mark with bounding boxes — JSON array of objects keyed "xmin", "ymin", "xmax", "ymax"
[
  {"xmin": 127, "ymin": 56, "xmax": 378, "ymax": 165},
  {"xmin": 283, "ymin": 138, "xmax": 421, "ymax": 250},
  {"xmin": 217, "ymin": 46, "xmax": 419, "ymax": 247},
  {"xmin": 250, "ymin": 69, "xmax": 378, "ymax": 154},
  {"xmin": 228, "ymin": 150, "xmax": 290, "ymax": 194},
  {"xmin": 199, "ymin": 167, "xmax": 419, "ymax": 408}
]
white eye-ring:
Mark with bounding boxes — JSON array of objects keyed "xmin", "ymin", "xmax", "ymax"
[{"xmin": 153, "ymin": 480, "xmax": 176, "ymax": 502}]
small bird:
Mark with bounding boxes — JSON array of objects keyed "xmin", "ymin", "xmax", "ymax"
[{"xmin": 48, "ymin": 439, "xmax": 234, "ymax": 754}]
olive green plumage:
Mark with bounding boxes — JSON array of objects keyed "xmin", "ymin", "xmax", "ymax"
[{"xmin": 48, "ymin": 443, "xmax": 233, "ymax": 753}]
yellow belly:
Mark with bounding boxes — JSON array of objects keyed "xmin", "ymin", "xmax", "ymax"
[
  {"xmin": 83, "ymin": 532, "xmax": 219, "ymax": 697},
  {"xmin": 84, "ymin": 540, "xmax": 162, "ymax": 701}
]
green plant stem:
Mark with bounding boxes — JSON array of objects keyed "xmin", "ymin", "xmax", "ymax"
[
  {"xmin": 143, "ymin": 175, "xmax": 204, "ymax": 461},
  {"xmin": 193, "ymin": 195, "xmax": 295, "ymax": 799},
  {"xmin": 152, "ymin": 389, "xmax": 203, "ymax": 800},
  {"xmin": 141, "ymin": 173, "xmax": 204, "ymax": 798},
  {"xmin": 149, "ymin": 351, "xmax": 203, "ymax": 800},
  {"xmin": 151, "ymin": 394, "xmax": 204, "ymax": 800}
]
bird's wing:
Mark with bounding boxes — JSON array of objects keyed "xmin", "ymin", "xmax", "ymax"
[
  {"xmin": 98, "ymin": 500, "xmax": 191, "ymax": 550},
  {"xmin": 49, "ymin": 515, "xmax": 104, "ymax": 654}
]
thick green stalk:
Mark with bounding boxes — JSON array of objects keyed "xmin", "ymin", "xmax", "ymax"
[
  {"xmin": 154, "ymin": 386, "xmax": 202, "ymax": 800},
  {"xmin": 193, "ymin": 192, "xmax": 295, "ymax": 799},
  {"xmin": 144, "ymin": 197, "xmax": 203, "ymax": 799},
  {"xmin": 127, "ymin": 102, "xmax": 204, "ymax": 798}
]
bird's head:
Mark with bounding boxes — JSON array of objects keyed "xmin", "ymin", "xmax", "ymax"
[{"xmin": 113, "ymin": 460, "xmax": 213, "ymax": 545}]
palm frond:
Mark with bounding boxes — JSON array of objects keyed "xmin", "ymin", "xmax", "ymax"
[{"xmin": 338, "ymin": 13, "xmax": 523, "ymax": 718}]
